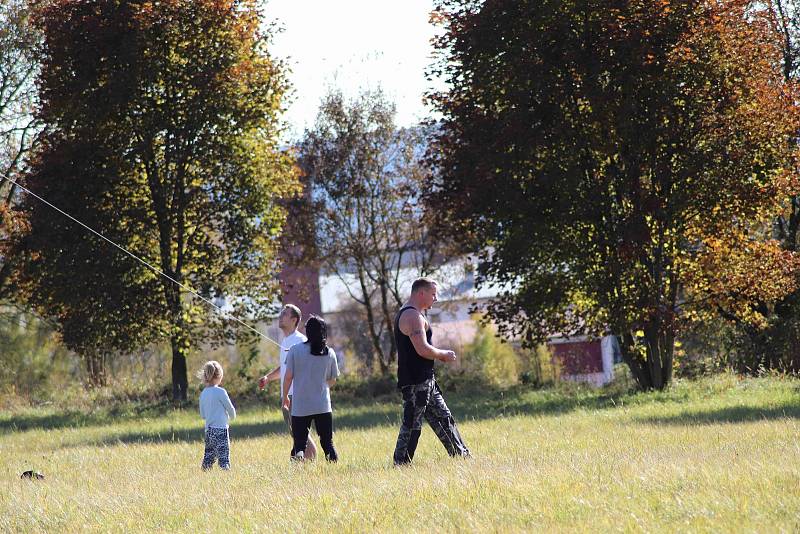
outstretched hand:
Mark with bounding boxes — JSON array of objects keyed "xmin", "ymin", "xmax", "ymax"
[{"xmin": 258, "ymin": 375, "xmax": 268, "ymax": 390}]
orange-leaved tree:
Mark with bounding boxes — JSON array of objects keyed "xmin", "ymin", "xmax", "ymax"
[{"xmin": 427, "ymin": 0, "xmax": 800, "ymax": 389}]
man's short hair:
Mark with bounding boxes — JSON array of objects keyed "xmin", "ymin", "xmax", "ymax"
[
  {"xmin": 411, "ymin": 277, "xmax": 438, "ymax": 294},
  {"xmin": 282, "ymin": 304, "xmax": 301, "ymax": 327}
]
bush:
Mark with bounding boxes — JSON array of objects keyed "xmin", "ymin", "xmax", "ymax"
[
  {"xmin": 674, "ymin": 319, "xmax": 742, "ymax": 378},
  {"xmin": 518, "ymin": 344, "xmax": 561, "ymax": 387},
  {"xmin": 439, "ymin": 321, "xmax": 519, "ymax": 388},
  {"xmin": 0, "ymin": 309, "xmax": 77, "ymax": 401},
  {"xmin": 330, "ymin": 373, "xmax": 397, "ymax": 402},
  {"xmin": 602, "ymin": 363, "xmax": 638, "ymax": 395}
]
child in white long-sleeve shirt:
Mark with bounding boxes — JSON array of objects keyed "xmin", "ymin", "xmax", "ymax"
[{"xmin": 198, "ymin": 361, "xmax": 236, "ymax": 470}]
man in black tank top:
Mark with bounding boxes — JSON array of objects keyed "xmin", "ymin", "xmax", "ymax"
[{"xmin": 393, "ymin": 277, "xmax": 470, "ymax": 465}]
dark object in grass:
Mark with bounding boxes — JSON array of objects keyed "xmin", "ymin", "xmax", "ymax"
[{"xmin": 20, "ymin": 470, "xmax": 44, "ymax": 480}]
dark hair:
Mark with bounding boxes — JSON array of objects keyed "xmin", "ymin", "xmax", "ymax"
[
  {"xmin": 411, "ymin": 277, "xmax": 437, "ymax": 294},
  {"xmin": 304, "ymin": 315, "xmax": 329, "ymax": 356}
]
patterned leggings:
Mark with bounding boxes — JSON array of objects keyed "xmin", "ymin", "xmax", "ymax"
[
  {"xmin": 393, "ymin": 378, "xmax": 470, "ymax": 465},
  {"xmin": 202, "ymin": 427, "xmax": 230, "ymax": 470}
]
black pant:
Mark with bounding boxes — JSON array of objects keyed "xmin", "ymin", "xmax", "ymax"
[{"xmin": 292, "ymin": 412, "xmax": 337, "ymax": 462}]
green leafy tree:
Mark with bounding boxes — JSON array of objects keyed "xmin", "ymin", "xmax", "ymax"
[
  {"xmin": 428, "ymin": 0, "xmax": 800, "ymax": 390},
  {"xmin": 14, "ymin": 0, "xmax": 298, "ymax": 395}
]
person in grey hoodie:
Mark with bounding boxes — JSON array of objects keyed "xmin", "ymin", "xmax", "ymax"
[{"xmin": 198, "ymin": 360, "xmax": 236, "ymax": 470}]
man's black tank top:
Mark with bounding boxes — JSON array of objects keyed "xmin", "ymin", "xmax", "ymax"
[{"xmin": 395, "ymin": 305, "xmax": 434, "ymax": 387}]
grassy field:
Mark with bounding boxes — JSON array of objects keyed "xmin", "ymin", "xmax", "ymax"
[{"xmin": 1, "ymin": 374, "xmax": 800, "ymax": 532}]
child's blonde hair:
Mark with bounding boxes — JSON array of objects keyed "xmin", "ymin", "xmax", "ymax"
[{"xmin": 197, "ymin": 360, "xmax": 224, "ymax": 385}]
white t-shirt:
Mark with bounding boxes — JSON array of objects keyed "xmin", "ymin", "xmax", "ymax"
[{"xmin": 281, "ymin": 330, "xmax": 307, "ymax": 395}]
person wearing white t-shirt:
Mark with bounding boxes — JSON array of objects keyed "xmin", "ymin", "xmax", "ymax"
[{"xmin": 258, "ymin": 304, "xmax": 317, "ymax": 460}]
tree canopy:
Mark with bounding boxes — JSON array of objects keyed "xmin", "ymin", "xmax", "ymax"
[
  {"xmin": 13, "ymin": 0, "xmax": 298, "ymax": 393},
  {"xmin": 298, "ymin": 88, "xmax": 440, "ymax": 374},
  {"xmin": 428, "ymin": 0, "xmax": 800, "ymax": 389}
]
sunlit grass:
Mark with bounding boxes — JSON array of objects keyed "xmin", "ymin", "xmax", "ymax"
[{"xmin": 2, "ymin": 375, "xmax": 800, "ymax": 532}]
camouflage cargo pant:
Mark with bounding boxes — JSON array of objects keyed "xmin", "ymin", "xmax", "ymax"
[{"xmin": 393, "ymin": 378, "xmax": 470, "ymax": 465}]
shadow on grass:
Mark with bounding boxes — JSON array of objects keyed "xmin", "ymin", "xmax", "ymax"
[
  {"xmin": 12, "ymin": 380, "xmax": 799, "ymax": 447},
  {"xmin": 90, "ymin": 420, "xmax": 288, "ymax": 447},
  {"xmin": 635, "ymin": 403, "xmax": 800, "ymax": 426},
  {"xmin": 0, "ymin": 400, "xmax": 180, "ymax": 434},
  {"xmin": 1, "ymin": 386, "xmax": 620, "ymax": 447}
]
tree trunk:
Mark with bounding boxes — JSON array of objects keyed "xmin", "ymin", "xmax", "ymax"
[
  {"xmin": 364, "ymin": 305, "xmax": 389, "ymax": 376},
  {"xmin": 85, "ymin": 350, "xmax": 107, "ymax": 387},
  {"xmin": 164, "ymin": 279, "xmax": 189, "ymax": 401},
  {"xmin": 619, "ymin": 333, "xmax": 652, "ymax": 390},
  {"xmin": 377, "ymin": 275, "xmax": 398, "ymax": 366},
  {"xmin": 170, "ymin": 329, "xmax": 189, "ymax": 401},
  {"xmin": 644, "ymin": 325, "xmax": 673, "ymax": 390},
  {"xmin": 355, "ymin": 266, "xmax": 389, "ymax": 375},
  {"xmin": 620, "ymin": 326, "xmax": 674, "ymax": 391}
]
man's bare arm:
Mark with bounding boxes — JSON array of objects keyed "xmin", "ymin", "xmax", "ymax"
[{"xmin": 400, "ymin": 310, "xmax": 456, "ymax": 362}]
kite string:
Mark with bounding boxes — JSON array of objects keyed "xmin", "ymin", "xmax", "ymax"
[{"xmin": 3, "ymin": 176, "xmax": 282, "ymax": 349}]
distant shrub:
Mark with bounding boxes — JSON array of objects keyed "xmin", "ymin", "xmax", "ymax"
[
  {"xmin": 674, "ymin": 319, "xmax": 740, "ymax": 378},
  {"xmin": 438, "ymin": 321, "xmax": 519, "ymax": 389},
  {"xmin": 0, "ymin": 310, "xmax": 76, "ymax": 402},
  {"xmin": 603, "ymin": 363, "xmax": 638, "ymax": 395},
  {"xmin": 518, "ymin": 344, "xmax": 561, "ymax": 388},
  {"xmin": 331, "ymin": 373, "xmax": 397, "ymax": 401}
]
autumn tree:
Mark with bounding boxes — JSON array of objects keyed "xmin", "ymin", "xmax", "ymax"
[
  {"xmin": 428, "ymin": 0, "xmax": 800, "ymax": 389},
  {"xmin": 715, "ymin": 0, "xmax": 800, "ymax": 372},
  {"xmin": 14, "ymin": 0, "xmax": 297, "ymax": 394},
  {"xmin": 0, "ymin": 0, "xmax": 40, "ymax": 296},
  {"xmin": 672, "ymin": 0, "xmax": 800, "ymax": 373},
  {"xmin": 298, "ymin": 89, "xmax": 440, "ymax": 375}
]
